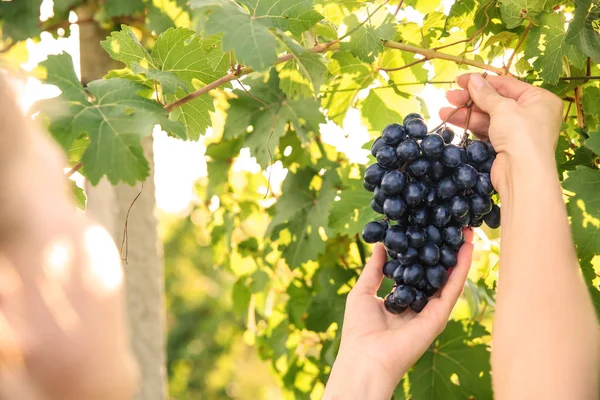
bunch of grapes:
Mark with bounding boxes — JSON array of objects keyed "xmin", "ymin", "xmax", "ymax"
[{"xmin": 361, "ymin": 113, "xmax": 501, "ymax": 314}]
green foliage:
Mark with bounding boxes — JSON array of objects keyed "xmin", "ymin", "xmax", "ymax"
[{"xmin": 3, "ymin": 0, "xmax": 600, "ymax": 397}]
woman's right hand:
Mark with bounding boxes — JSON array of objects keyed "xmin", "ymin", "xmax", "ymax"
[{"xmin": 439, "ymin": 73, "xmax": 564, "ymax": 194}]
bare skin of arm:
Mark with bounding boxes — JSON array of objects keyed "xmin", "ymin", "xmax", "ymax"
[
  {"xmin": 441, "ymin": 73, "xmax": 600, "ymax": 400},
  {"xmin": 0, "ymin": 75, "xmax": 138, "ymax": 399}
]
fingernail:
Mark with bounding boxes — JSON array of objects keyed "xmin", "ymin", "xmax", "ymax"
[{"xmin": 470, "ymin": 74, "xmax": 488, "ymax": 89}]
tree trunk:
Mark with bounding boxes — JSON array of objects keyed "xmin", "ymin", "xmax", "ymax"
[{"xmin": 77, "ymin": 6, "xmax": 167, "ymax": 400}]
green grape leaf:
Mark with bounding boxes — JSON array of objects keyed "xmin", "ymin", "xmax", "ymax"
[
  {"xmin": 328, "ymin": 186, "xmax": 380, "ymax": 236},
  {"xmin": 275, "ymin": 32, "xmax": 327, "ymax": 96},
  {"xmin": 205, "ymin": 137, "xmax": 244, "ymax": 198},
  {"xmin": 102, "ymin": 25, "xmax": 154, "ymax": 70},
  {"xmin": 563, "ymin": 166, "xmax": 600, "ymax": 260},
  {"xmin": 146, "ymin": 3, "xmax": 176, "ymax": 34},
  {"xmin": 70, "ymin": 181, "xmax": 86, "ymax": 210},
  {"xmin": 528, "ymin": 12, "xmax": 587, "ymax": 84},
  {"xmin": 239, "ymin": 0, "xmax": 323, "ymax": 35},
  {"xmin": 202, "ymin": 34, "xmax": 231, "ymax": 71},
  {"xmin": 0, "ymin": 0, "xmax": 42, "ymax": 41},
  {"xmin": 340, "ymin": 22, "xmax": 395, "ymax": 63},
  {"xmin": 304, "ymin": 267, "xmax": 351, "ymax": 331},
  {"xmin": 582, "ymin": 86, "xmax": 600, "ymax": 128},
  {"xmin": 191, "ymin": 0, "xmax": 279, "ymax": 71},
  {"xmin": 105, "ymin": 0, "xmax": 145, "ymax": 18},
  {"xmin": 585, "ymin": 126, "xmax": 600, "ymax": 155},
  {"xmin": 278, "ymin": 60, "xmax": 314, "ymax": 98},
  {"xmin": 445, "ymin": 0, "xmax": 477, "ymax": 31},
  {"xmin": 140, "ymin": 67, "xmax": 190, "ymax": 95},
  {"xmin": 409, "ymin": 321, "xmax": 492, "ymax": 399},
  {"xmin": 566, "ymin": 0, "xmax": 600, "ymax": 60},
  {"xmin": 499, "ymin": 0, "xmax": 556, "ymax": 28},
  {"xmin": 40, "ymin": 53, "xmax": 178, "ymax": 185},
  {"xmin": 361, "ymin": 90, "xmax": 403, "ymax": 131}
]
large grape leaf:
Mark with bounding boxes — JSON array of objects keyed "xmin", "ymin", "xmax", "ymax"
[
  {"xmin": 40, "ymin": 53, "xmax": 177, "ymax": 185},
  {"xmin": 445, "ymin": 0, "xmax": 477, "ymax": 31},
  {"xmin": 361, "ymin": 90, "xmax": 404, "ymax": 132},
  {"xmin": 328, "ymin": 186, "xmax": 380, "ymax": 236},
  {"xmin": 582, "ymin": 86, "xmax": 600, "ymax": 128},
  {"xmin": 0, "ymin": 0, "xmax": 42, "ymax": 41},
  {"xmin": 239, "ymin": 0, "xmax": 323, "ymax": 35},
  {"xmin": 566, "ymin": 0, "xmax": 600, "ymax": 60},
  {"xmin": 585, "ymin": 126, "xmax": 600, "ymax": 155},
  {"xmin": 409, "ymin": 321, "xmax": 492, "ymax": 399},
  {"xmin": 105, "ymin": 0, "xmax": 145, "ymax": 17},
  {"xmin": 340, "ymin": 18, "xmax": 395, "ymax": 63},
  {"xmin": 499, "ymin": 0, "xmax": 556, "ymax": 28},
  {"xmin": 527, "ymin": 12, "xmax": 586, "ymax": 84}
]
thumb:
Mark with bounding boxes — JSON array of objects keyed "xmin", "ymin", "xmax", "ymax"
[{"xmin": 467, "ymin": 74, "xmax": 510, "ymax": 115}]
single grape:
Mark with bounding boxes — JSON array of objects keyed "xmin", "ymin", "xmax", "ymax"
[
  {"xmin": 384, "ymin": 293, "xmax": 407, "ymax": 314},
  {"xmin": 362, "ymin": 221, "xmax": 387, "ymax": 243},
  {"xmin": 410, "ymin": 291, "xmax": 429, "ymax": 312},
  {"xmin": 383, "ymin": 197, "xmax": 407, "ymax": 220},
  {"xmin": 429, "ymin": 160, "xmax": 445, "ymax": 182},
  {"xmin": 403, "ymin": 264, "xmax": 425, "ymax": 285},
  {"xmin": 381, "ymin": 170, "xmax": 407, "ymax": 195},
  {"xmin": 484, "ymin": 204, "xmax": 501, "ymax": 229},
  {"xmin": 371, "ymin": 199, "xmax": 384, "ymax": 214},
  {"xmin": 437, "ymin": 177, "xmax": 458, "ymax": 200},
  {"xmin": 383, "ymin": 259, "xmax": 401, "ymax": 279},
  {"xmin": 442, "ymin": 225, "xmax": 463, "ymax": 247},
  {"xmin": 396, "ymin": 139, "xmax": 420, "ymax": 162},
  {"xmin": 392, "ymin": 264, "xmax": 407, "ymax": 284},
  {"xmin": 453, "ymin": 212, "xmax": 471, "ymax": 227},
  {"xmin": 393, "ymin": 284, "xmax": 417, "ymax": 306},
  {"xmin": 376, "ymin": 145, "xmax": 399, "ymax": 169},
  {"xmin": 398, "ymin": 247, "xmax": 418, "ymax": 265},
  {"xmin": 408, "ymin": 157, "xmax": 431, "ymax": 178},
  {"xmin": 453, "ymin": 164, "xmax": 478, "ymax": 189},
  {"xmin": 421, "ymin": 134, "xmax": 445, "ymax": 159},
  {"xmin": 475, "ymin": 173, "xmax": 493, "ymax": 196},
  {"xmin": 424, "ymin": 284, "xmax": 438, "ymax": 297},
  {"xmin": 419, "ymin": 242, "xmax": 440, "ymax": 266},
  {"xmin": 441, "ymin": 144, "xmax": 463, "ymax": 168},
  {"xmin": 371, "ymin": 137, "xmax": 386, "ymax": 157},
  {"xmin": 449, "ymin": 195, "xmax": 470, "ymax": 218},
  {"xmin": 470, "ymin": 214, "xmax": 484, "ymax": 227},
  {"xmin": 466, "ymin": 140, "xmax": 489, "ymax": 163},
  {"xmin": 471, "ymin": 194, "xmax": 492, "ymax": 216},
  {"xmin": 439, "ymin": 246, "xmax": 458, "ymax": 269},
  {"xmin": 382, "ymin": 123, "xmax": 407, "ymax": 146},
  {"xmin": 432, "ymin": 204, "xmax": 452, "ymax": 228},
  {"xmin": 403, "ymin": 181, "xmax": 426, "ymax": 206},
  {"xmin": 373, "ymin": 186, "xmax": 387, "ymax": 206},
  {"xmin": 387, "ymin": 249, "xmax": 399, "ymax": 260},
  {"xmin": 424, "ymin": 225, "xmax": 442, "ymax": 245},
  {"xmin": 415, "ymin": 277, "xmax": 428, "ymax": 290},
  {"xmin": 363, "ymin": 180, "xmax": 377, "ymax": 192},
  {"xmin": 485, "ymin": 140, "xmax": 496, "ymax": 157},
  {"xmin": 439, "ymin": 127, "xmax": 455, "ymax": 144},
  {"xmin": 409, "ymin": 206, "xmax": 429, "ymax": 227},
  {"xmin": 384, "ymin": 225, "xmax": 409, "ymax": 252},
  {"xmin": 406, "ymin": 226, "xmax": 427, "ymax": 248},
  {"xmin": 425, "ymin": 189, "xmax": 438, "ymax": 207},
  {"xmin": 364, "ymin": 163, "xmax": 387, "ymax": 185},
  {"xmin": 476, "ymin": 157, "xmax": 494, "ymax": 174},
  {"xmin": 405, "ymin": 118, "xmax": 428, "ymax": 139},
  {"xmin": 425, "ymin": 265, "xmax": 447, "ymax": 288},
  {"xmin": 403, "ymin": 113, "xmax": 423, "ymax": 125}
]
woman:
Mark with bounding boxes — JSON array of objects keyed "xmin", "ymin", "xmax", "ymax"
[{"xmin": 324, "ymin": 74, "xmax": 600, "ymax": 399}]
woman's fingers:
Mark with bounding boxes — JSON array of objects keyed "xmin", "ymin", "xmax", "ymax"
[
  {"xmin": 439, "ymin": 107, "xmax": 490, "ymax": 138},
  {"xmin": 351, "ymin": 243, "xmax": 386, "ymax": 296}
]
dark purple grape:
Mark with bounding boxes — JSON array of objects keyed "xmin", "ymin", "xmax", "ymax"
[
  {"xmin": 424, "ymin": 284, "xmax": 438, "ymax": 297},
  {"xmin": 426, "ymin": 265, "xmax": 447, "ymax": 288},
  {"xmin": 374, "ymin": 186, "xmax": 387, "ymax": 206},
  {"xmin": 437, "ymin": 177, "xmax": 458, "ymax": 200},
  {"xmin": 441, "ymin": 145, "xmax": 463, "ymax": 168},
  {"xmin": 383, "ymin": 259, "xmax": 400, "ymax": 279},
  {"xmin": 371, "ymin": 137, "xmax": 386, "ymax": 157},
  {"xmin": 405, "ymin": 118, "xmax": 428, "ymax": 139},
  {"xmin": 429, "ymin": 160, "xmax": 445, "ymax": 182},
  {"xmin": 364, "ymin": 163, "xmax": 386, "ymax": 185},
  {"xmin": 439, "ymin": 246, "xmax": 458, "ymax": 269},
  {"xmin": 384, "ymin": 293, "xmax": 407, "ymax": 314},
  {"xmin": 381, "ymin": 170, "xmax": 406, "ymax": 195},
  {"xmin": 408, "ymin": 157, "xmax": 431, "ymax": 178},
  {"xmin": 471, "ymin": 194, "xmax": 492, "ymax": 216},
  {"xmin": 383, "ymin": 197, "xmax": 407, "ymax": 220},
  {"xmin": 382, "ymin": 123, "xmax": 406, "ymax": 146},
  {"xmin": 439, "ymin": 127, "xmax": 455, "ymax": 144},
  {"xmin": 393, "ymin": 284, "xmax": 417, "ymax": 306},
  {"xmin": 419, "ymin": 242, "xmax": 440, "ymax": 266},
  {"xmin": 410, "ymin": 291, "xmax": 428, "ymax": 312},
  {"xmin": 453, "ymin": 164, "xmax": 478, "ymax": 189},
  {"xmin": 403, "ymin": 264, "xmax": 424, "ymax": 285},
  {"xmin": 415, "ymin": 277, "xmax": 428, "ymax": 290},
  {"xmin": 396, "ymin": 139, "xmax": 420, "ymax": 162},
  {"xmin": 432, "ymin": 204, "xmax": 451, "ymax": 228},
  {"xmin": 425, "ymin": 225, "xmax": 442, "ymax": 245},
  {"xmin": 364, "ymin": 180, "xmax": 377, "ymax": 192},
  {"xmin": 409, "ymin": 206, "xmax": 429, "ymax": 227},
  {"xmin": 475, "ymin": 173, "xmax": 493, "ymax": 195},
  {"xmin": 484, "ymin": 204, "xmax": 501, "ymax": 229},
  {"xmin": 398, "ymin": 247, "xmax": 418, "ymax": 265},
  {"xmin": 403, "ymin": 181, "xmax": 426, "ymax": 206},
  {"xmin": 442, "ymin": 225, "xmax": 463, "ymax": 247},
  {"xmin": 387, "ymin": 249, "xmax": 399, "ymax": 260},
  {"xmin": 421, "ymin": 134, "xmax": 444, "ymax": 159},
  {"xmin": 376, "ymin": 145, "xmax": 399, "ymax": 169},
  {"xmin": 362, "ymin": 221, "xmax": 387, "ymax": 243},
  {"xmin": 406, "ymin": 226, "xmax": 427, "ymax": 248},
  {"xmin": 449, "ymin": 195, "xmax": 470, "ymax": 218},
  {"xmin": 384, "ymin": 225, "xmax": 409, "ymax": 253},
  {"xmin": 425, "ymin": 189, "xmax": 438, "ymax": 207},
  {"xmin": 371, "ymin": 199, "xmax": 384, "ymax": 214},
  {"xmin": 403, "ymin": 113, "xmax": 423, "ymax": 124},
  {"xmin": 392, "ymin": 264, "xmax": 406, "ymax": 283},
  {"xmin": 470, "ymin": 214, "xmax": 484, "ymax": 227},
  {"xmin": 476, "ymin": 157, "xmax": 494, "ymax": 174},
  {"xmin": 466, "ymin": 140, "xmax": 489, "ymax": 163},
  {"xmin": 485, "ymin": 140, "xmax": 496, "ymax": 157},
  {"xmin": 453, "ymin": 213, "xmax": 471, "ymax": 227}
]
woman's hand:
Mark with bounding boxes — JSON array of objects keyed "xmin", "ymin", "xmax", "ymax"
[{"xmin": 323, "ymin": 229, "xmax": 474, "ymax": 400}]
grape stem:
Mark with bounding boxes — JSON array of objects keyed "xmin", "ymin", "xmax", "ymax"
[{"xmin": 65, "ymin": 162, "xmax": 83, "ymax": 178}]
